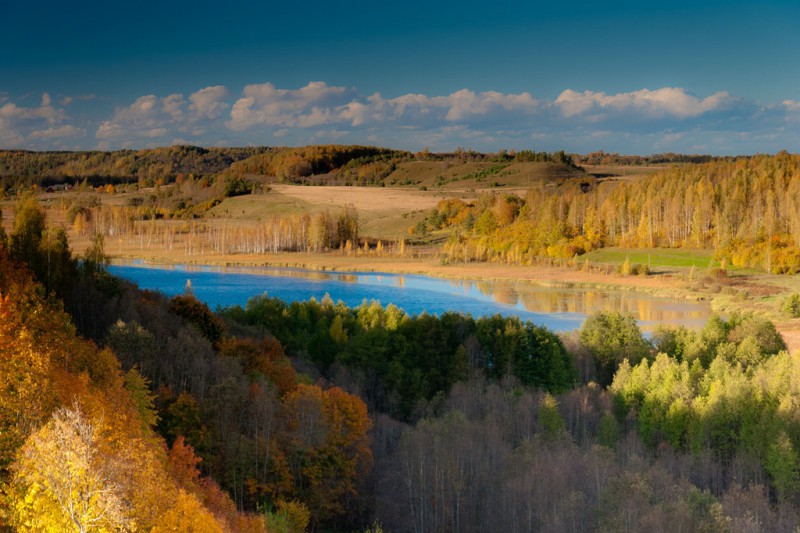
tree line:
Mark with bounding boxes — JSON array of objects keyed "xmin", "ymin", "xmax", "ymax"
[
  {"xmin": 72, "ymin": 201, "xmax": 363, "ymax": 255},
  {"xmin": 432, "ymin": 152, "xmax": 800, "ymax": 273}
]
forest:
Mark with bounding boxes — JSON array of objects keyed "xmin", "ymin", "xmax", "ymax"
[
  {"xmin": 0, "ymin": 144, "xmax": 582, "ymax": 191},
  {"xmin": 433, "ymin": 152, "xmax": 800, "ymax": 273},
  {"xmin": 4, "ymin": 186, "xmax": 800, "ymax": 531}
]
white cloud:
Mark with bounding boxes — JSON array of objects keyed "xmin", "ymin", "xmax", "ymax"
[
  {"xmin": 189, "ymin": 86, "xmax": 229, "ymax": 120},
  {"xmin": 555, "ymin": 87, "xmax": 735, "ymax": 119},
  {"xmin": 4, "ymin": 82, "xmax": 799, "ymax": 154},
  {"xmin": 29, "ymin": 125, "xmax": 86, "ymax": 139},
  {"xmin": 784, "ymin": 100, "xmax": 800, "ymax": 112},
  {"xmin": 96, "ymin": 92, "xmax": 207, "ymax": 141},
  {"xmin": 0, "ymin": 93, "xmax": 70, "ymax": 147},
  {"xmin": 162, "ymin": 94, "xmax": 186, "ymax": 121},
  {"xmin": 227, "ymin": 81, "xmax": 350, "ymax": 130},
  {"xmin": 224, "ymin": 83, "xmax": 542, "ymax": 134},
  {"xmin": 442, "ymin": 89, "xmax": 539, "ymax": 121},
  {"xmin": 334, "ymin": 89, "xmax": 541, "ymax": 128}
]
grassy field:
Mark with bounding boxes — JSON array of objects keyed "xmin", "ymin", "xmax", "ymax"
[
  {"xmin": 586, "ymin": 248, "xmax": 721, "ymax": 270},
  {"xmin": 206, "ymin": 185, "xmax": 461, "ymax": 240},
  {"xmin": 382, "ymin": 161, "xmax": 588, "ymax": 189}
]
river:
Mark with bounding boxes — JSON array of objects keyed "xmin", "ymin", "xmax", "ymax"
[{"xmin": 108, "ymin": 260, "xmax": 712, "ymax": 332}]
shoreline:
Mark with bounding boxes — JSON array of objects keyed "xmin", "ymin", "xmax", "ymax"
[
  {"xmin": 107, "ymin": 250, "xmax": 712, "ymax": 306},
  {"xmin": 107, "ymin": 250, "xmax": 800, "ymax": 352}
]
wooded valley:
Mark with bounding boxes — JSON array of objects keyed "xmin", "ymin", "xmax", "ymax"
[{"xmin": 4, "ymin": 154, "xmax": 800, "ymax": 530}]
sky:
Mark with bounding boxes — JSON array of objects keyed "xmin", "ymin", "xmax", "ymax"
[{"xmin": 2, "ymin": 0, "xmax": 800, "ymax": 155}]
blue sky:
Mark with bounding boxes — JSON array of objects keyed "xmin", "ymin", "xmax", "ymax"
[{"xmin": 2, "ymin": 0, "xmax": 800, "ymax": 154}]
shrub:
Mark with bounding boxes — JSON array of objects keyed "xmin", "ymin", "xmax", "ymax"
[
  {"xmin": 782, "ymin": 293, "xmax": 800, "ymax": 318},
  {"xmin": 223, "ymin": 176, "xmax": 253, "ymax": 197},
  {"xmin": 619, "ymin": 257, "xmax": 649, "ymax": 276}
]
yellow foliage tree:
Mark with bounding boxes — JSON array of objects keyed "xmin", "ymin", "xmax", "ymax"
[{"xmin": 10, "ymin": 405, "xmax": 133, "ymax": 532}]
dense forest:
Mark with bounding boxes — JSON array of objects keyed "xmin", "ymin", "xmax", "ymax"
[
  {"xmin": 575, "ymin": 150, "xmax": 721, "ymax": 166},
  {"xmin": 0, "ymin": 145, "xmax": 273, "ymax": 190},
  {"xmin": 5, "ymin": 192, "xmax": 800, "ymax": 531},
  {"xmin": 0, "ymin": 144, "xmax": 583, "ymax": 191},
  {"xmin": 431, "ymin": 152, "xmax": 800, "ymax": 273}
]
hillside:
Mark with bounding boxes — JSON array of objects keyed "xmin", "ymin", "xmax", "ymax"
[
  {"xmin": 0, "ymin": 146, "xmax": 271, "ymax": 187},
  {"xmin": 0, "ymin": 251, "xmax": 269, "ymax": 531},
  {"xmin": 0, "ymin": 145, "xmax": 592, "ymax": 191}
]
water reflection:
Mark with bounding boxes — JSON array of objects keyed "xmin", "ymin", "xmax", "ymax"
[
  {"xmin": 109, "ymin": 260, "xmax": 712, "ymax": 332},
  {"xmin": 492, "ymin": 286, "xmax": 519, "ymax": 306}
]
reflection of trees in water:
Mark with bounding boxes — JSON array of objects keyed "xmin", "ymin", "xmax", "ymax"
[
  {"xmin": 519, "ymin": 290, "xmax": 583, "ymax": 313},
  {"xmin": 514, "ymin": 287, "xmax": 710, "ymax": 325},
  {"xmin": 492, "ymin": 286, "xmax": 519, "ymax": 306},
  {"xmin": 449, "ymin": 279, "xmax": 473, "ymax": 295},
  {"xmin": 271, "ymin": 269, "xmax": 333, "ymax": 281},
  {"xmin": 476, "ymin": 281, "xmax": 493, "ymax": 297}
]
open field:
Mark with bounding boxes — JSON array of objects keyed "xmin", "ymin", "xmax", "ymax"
[
  {"xmin": 586, "ymin": 247, "xmax": 722, "ymax": 270},
  {"xmin": 206, "ymin": 185, "xmax": 466, "ymax": 239}
]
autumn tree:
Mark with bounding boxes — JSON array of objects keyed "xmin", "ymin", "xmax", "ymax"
[
  {"xmin": 281, "ymin": 384, "xmax": 372, "ymax": 524},
  {"xmin": 9, "ymin": 193, "xmax": 45, "ymax": 270},
  {"xmin": 169, "ymin": 294, "xmax": 226, "ymax": 347},
  {"xmin": 10, "ymin": 404, "xmax": 133, "ymax": 532}
]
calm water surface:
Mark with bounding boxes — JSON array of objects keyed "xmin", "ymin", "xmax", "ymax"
[{"xmin": 108, "ymin": 260, "xmax": 712, "ymax": 332}]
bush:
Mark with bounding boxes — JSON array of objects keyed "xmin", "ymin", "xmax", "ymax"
[
  {"xmin": 709, "ymin": 267, "xmax": 728, "ymax": 279},
  {"xmin": 223, "ymin": 176, "xmax": 253, "ymax": 197},
  {"xmin": 783, "ymin": 293, "xmax": 800, "ymax": 318},
  {"xmin": 619, "ymin": 257, "xmax": 649, "ymax": 276}
]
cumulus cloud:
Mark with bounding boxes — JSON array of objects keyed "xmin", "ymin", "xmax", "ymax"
[
  {"xmin": 162, "ymin": 94, "xmax": 186, "ymax": 121},
  {"xmin": 225, "ymin": 83, "xmax": 542, "ymax": 134},
  {"xmin": 555, "ymin": 87, "xmax": 735, "ymax": 119},
  {"xmin": 96, "ymin": 87, "xmax": 228, "ymax": 142},
  {"xmin": 0, "ymin": 93, "xmax": 70, "ymax": 147},
  {"xmin": 189, "ymin": 85, "xmax": 229, "ymax": 120},
  {"xmin": 352, "ymin": 89, "xmax": 541, "ymax": 126},
  {"xmin": 4, "ymin": 82, "xmax": 800, "ymax": 154},
  {"xmin": 784, "ymin": 100, "xmax": 800, "ymax": 113},
  {"xmin": 227, "ymin": 81, "xmax": 351, "ymax": 130}
]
